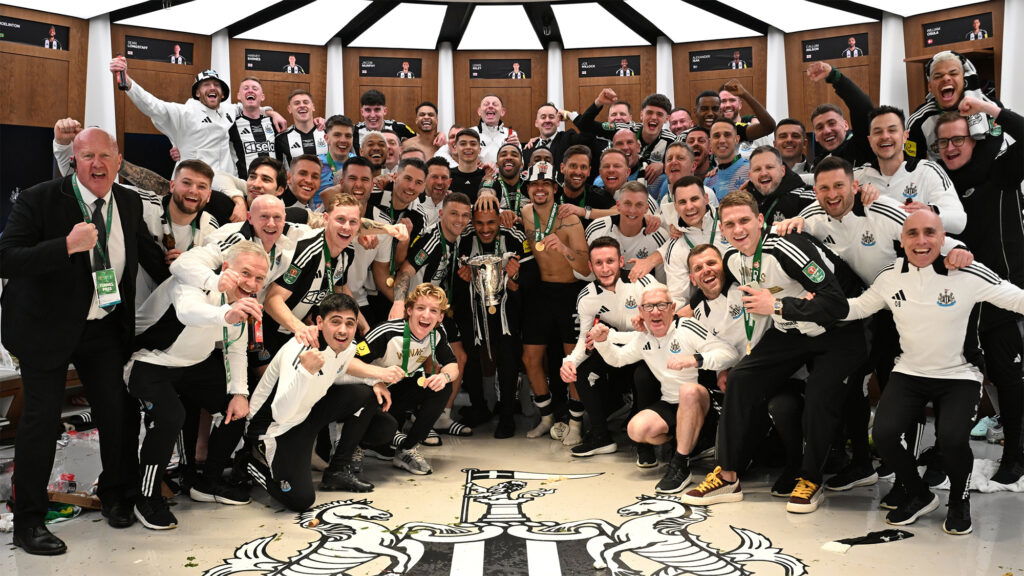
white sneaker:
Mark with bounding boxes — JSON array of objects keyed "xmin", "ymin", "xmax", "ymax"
[
  {"xmin": 549, "ymin": 422, "xmax": 569, "ymax": 440},
  {"xmin": 527, "ymin": 414, "xmax": 554, "ymax": 439},
  {"xmin": 971, "ymin": 416, "xmax": 998, "ymax": 440},
  {"xmin": 987, "ymin": 423, "xmax": 1005, "ymax": 444},
  {"xmin": 561, "ymin": 420, "xmax": 583, "ymax": 447},
  {"xmin": 393, "ymin": 447, "xmax": 432, "ymax": 475}
]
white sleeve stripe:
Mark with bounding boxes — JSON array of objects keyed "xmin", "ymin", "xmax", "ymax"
[
  {"xmin": 293, "ymin": 236, "xmax": 325, "ymax": 267},
  {"xmin": 799, "ymin": 205, "xmax": 826, "ymax": 218},
  {"xmin": 364, "ymin": 322, "xmax": 405, "ymax": 343},
  {"xmin": 907, "ymin": 102, "xmax": 938, "ymax": 124},
  {"xmin": 961, "ymin": 263, "xmax": 1002, "ymax": 284},
  {"xmin": 774, "ymin": 238, "xmax": 812, "ymax": 267}
]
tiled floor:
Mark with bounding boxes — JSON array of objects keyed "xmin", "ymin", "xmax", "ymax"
[{"xmin": 3, "ymin": 416, "xmax": 1023, "ymax": 576}]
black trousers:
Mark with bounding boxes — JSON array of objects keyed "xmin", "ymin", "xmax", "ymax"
[
  {"xmin": 843, "ymin": 311, "xmax": 903, "ymax": 465},
  {"xmin": 127, "ymin": 354, "xmax": 245, "ymax": 497},
  {"xmin": 575, "ymin": 353, "xmax": 638, "ymax": 441},
  {"xmin": 462, "ymin": 314, "xmax": 522, "ymax": 419},
  {"xmin": 389, "ymin": 377, "xmax": 452, "ymax": 447},
  {"xmin": 980, "ymin": 320, "xmax": 1024, "ymax": 461},
  {"xmin": 874, "ymin": 373, "xmax": 980, "ymax": 501},
  {"xmin": 250, "ymin": 384, "xmax": 391, "ymax": 512},
  {"xmin": 719, "ymin": 322, "xmax": 867, "ymax": 483},
  {"xmin": 14, "ymin": 314, "xmax": 140, "ymax": 529}
]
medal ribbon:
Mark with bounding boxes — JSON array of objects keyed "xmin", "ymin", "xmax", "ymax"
[
  {"xmin": 220, "ymin": 294, "xmax": 246, "ymax": 384},
  {"xmin": 163, "ymin": 203, "xmax": 197, "ymax": 250},
  {"xmin": 532, "ymin": 205, "xmax": 558, "ymax": 245},
  {"xmin": 741, "ymin": 232, "xmax": 767, "ymax": 353},
  {"xmin": 683, "ymin": 212, "xmax": 717, "ymax": 249},
  {"xmin": 71, "ymin": 178, "xmax": 115, "ymax": 269},
  {"xmin": 401, "ymin": 322, "xmax": 438, "ymax": 376}
]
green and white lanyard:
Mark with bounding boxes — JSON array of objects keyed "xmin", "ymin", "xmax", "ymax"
[
  {"xmin": 322, "ymin": 240, "xmax": 337, "ymax": 291},
  {"xmin": 740, "ymin": 233, "xmax": 767, "ymax": 355},
  {"xmin": 683, "ymin": 212, "xmax": 717, "ymax": 249},
  {"xmin": 324, "ymin": 153, "xmax": 342, "ymax": 184},
  {"xmin": 387, "ymin": 201, "xmax": 404, "ymax": 280},
  {"xmin": 71, "ymin": 178, "xmax": 115, "ymax": 269},
  {"xmin": 401, "ymin": 322, "xmax": 437, "ymax": 382},
  {"xmin": 163, "ymin": 204, "xmax": 197, "ymax": 250},
  {"xmin": 532, "ymin": 204, "xmax": 558, "ymax": 248},
  {"xmin": 220, "ymin": 294, "xmax": 246, "ymax": 384},
  {"xmin": 474, "ymin": 232, "xmax": 505, "ymax": 256}
]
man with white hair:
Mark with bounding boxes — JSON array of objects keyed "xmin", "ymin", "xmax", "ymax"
[{"xmin": 588, "ymin": 282, "xmax": 737, "ymax": 494}]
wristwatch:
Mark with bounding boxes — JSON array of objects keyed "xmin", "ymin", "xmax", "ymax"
[
  {"xmin": 772, "ymin": 299, "xmax": 784, "ymax": 316},
  {"xmin": 584, "ymin": 206, "xmax": 592, "ymax": 220}
]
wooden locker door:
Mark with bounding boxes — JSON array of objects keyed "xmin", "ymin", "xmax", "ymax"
[
  {"xmin": 468, "ymin": 87, "xmax": 533, "ymax": 139},
  {"xmin": 361, "ymin": 83, "xmax": 423, "ymax": 127}
]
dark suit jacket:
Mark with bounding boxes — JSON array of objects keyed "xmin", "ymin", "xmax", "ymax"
[
  {"xmin": 0, "ymin": 176, "xmax": 169, "ymax": 369},
  {"xmin": 522, "ymin": 129, "xmax": 604, "ymax": 182}
]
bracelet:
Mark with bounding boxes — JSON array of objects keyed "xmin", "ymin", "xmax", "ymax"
[{"xmin": 584, "ymin": 207, "xmax": 592, "ymax": 219}]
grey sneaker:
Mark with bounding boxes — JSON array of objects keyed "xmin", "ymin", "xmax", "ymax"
[{"xmin": 393, "ymin": 447, "xmax": 432, "ymax": 475}]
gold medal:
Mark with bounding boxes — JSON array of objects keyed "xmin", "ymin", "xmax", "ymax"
[
  {"xmin": 488, "ymin": 305, "xmax": 497, "ymax": 314},
  {"xmin": 535, "ymin": 242, "xmax": 545, "ymax": 252},
  {"xmin": 417, "ymin": 375, "xmax": 427, "ymax": 387},
  {"xmin": 746, "ymin": 342, "xmax": 752, "ymax": 355},
  {"xmin": 386, "ymin": 276, "xmax": 395, "ymax": 287}
]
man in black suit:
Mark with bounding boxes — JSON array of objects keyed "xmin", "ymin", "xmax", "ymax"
[
  {"xmin": 522, "ymin": 102, "xmax": 602, "ymax": 181},
  {"xmin": 0, "ymin": 128, "xmax": 168, "ymax": 555}
]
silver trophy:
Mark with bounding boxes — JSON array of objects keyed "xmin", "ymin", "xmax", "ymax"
[{"xmin": 466, "ymin": 254, "xmax": 509, "ymax": 315}]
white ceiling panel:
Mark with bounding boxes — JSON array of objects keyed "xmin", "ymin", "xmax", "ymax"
[
  {"xmin": 458, "ymin": 5, "xmax": 542, "ymax": 50},
  {"xmin": 2, "ymin": 0, "xmax": 145, "ymax": 21},
  {"xmin": 726, "ymin": 0, "xmax": 876, "ymax": 33},
  {"xmin": 234, "ymin": 0, "xmax": 370, "ymax": 45},
  {"xmin": 115, "ymin": 0, "xmax": 279, "ymax": 36},
  {"xmin": 552, "ymin": 2, "xmax": 649, "ymax": 49},
  {"xmin": 627, "ymin": 0, "xmax": 761, "ymax": 43},
  {"xmin": 347, "ymin": 2, "xmax": 446, "ymax": 49}
]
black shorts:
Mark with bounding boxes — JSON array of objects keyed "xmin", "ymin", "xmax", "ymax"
[
  {"xmin": 442, "ymin": 314, "xmax": 462, "ymax": 344},
  {"xmin": 646, "ymin": 400, "xmax": 679, "ymax": 432},
  {"xmin": 521, "ymin": 281, "xmax": 585, "ymax": 345}
]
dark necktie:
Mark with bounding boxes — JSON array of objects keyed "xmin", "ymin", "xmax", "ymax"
[{"xmin": 92, "ymin": 198, "xmax": 107, "ymax": 272}]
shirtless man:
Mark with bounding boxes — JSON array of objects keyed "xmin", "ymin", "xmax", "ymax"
[{"xmin": 519, "ymin": 161, "xmax": 592, "ymax": 440}]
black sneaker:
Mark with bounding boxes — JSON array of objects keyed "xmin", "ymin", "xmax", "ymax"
[
  {"xmin": 571, "ymin": 436, "xmax": 617, "ymax": 458},
  {"xmin": 636, "ymin": 444, "xmax": 658, "ymax": 468},
  {"xmin": 825, "ymin": 463, "xmax": 879, "ymax": 491},
  {"xmin": 771, "ymin": 471, "xmax": 799, "ymax": 498},
  {"xmin": 885, "ymin": 491, "xmax": 939, "ymax": 526},
  {"xmin": 656, "ymin": 458, "xmax": 692, "ymax": 494},
  {"xmin": 824, "ymin": 446, "xmax": 850, "ymax": 474},
  {"xmin": 494, "ymin": 416, "xmax": 515, "ymax": 439},
  {"xmin": 134, "ymin": 495, "xmax": 178, "ymax": 530},
  {"xmin": 990, "ymin": 458, "xmax": 1024, "ymax": 486},
  {"xmin": 875, "ymin": 461, "xmax": 894, "ymax": 480},
  {"xmin": 879, "ymin": 481, "xmax": 908, "ymax": 510},
  {"xmin": 320, "ymin": 464, "xmax": 374, "ymax": 493},
  {"xmin": 189, "ymin": 476, "xmax": 251, "ymax": 506},
  {"xmin": 943, "ymin": 499, "xmax": 973, "ymax": 535},
  {"xmin": 923, "ymin": 465, "xmax": 947, "ymax": 487}
]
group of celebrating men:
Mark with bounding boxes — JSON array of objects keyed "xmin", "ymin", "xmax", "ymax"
[{"xmin": 1, "ymin": 46, "xmax": 1022, "ymax": 556}]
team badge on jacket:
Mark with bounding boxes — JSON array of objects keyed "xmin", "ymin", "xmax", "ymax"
[
  {"xmin": 937, "ymin": 289, "xmax": 957, "ymax": 307},
  {"xmin": 902, "ymin": 183, "xmax": 918, "ymax": 200},
  {"xmin": 861, "ymin": 230, "xmax": 876, "ymax": 247},
  {"xmin": 624, "ymin": 296, "xmax": 637, "ymax": 310}
]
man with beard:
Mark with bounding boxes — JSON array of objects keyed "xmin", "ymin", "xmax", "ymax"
[
  {"xmin": 388, "ymin": 194, "xmax": 474, "ymax": 436},
  {"xmin": 651, "ymin": 141, "xmax": 715, "ymax": 211},
  {"xmin": 669, "ymin": 107, "xmax": 694, "ymax": 137},
  {"xmin": 685, "ymin": 127, "xmax": 712, "ymax": 179},
  {"xmin": 456, "ymin": 206, "xmax": 528, "ymax": 438},
  {"xmin": 243, "ymin": 157, "xmax": 312, "ymax": 224},
  {"xmin": 630, "ymin": 176, "xmax": 728, "ymax": 306},
  {"xmin": 2, "ymin": 128, "xmax": 169, "ymax": 554},
  {"xmin": 934, "ymin": 99, "xmax": 1024, "ymax": 484},
  {"xmin": 136, "ymin": 160, "xmax": 220, "ymax": 306},
  {"xmin": 805, "ymin": 62, "xmax": 874, "ymax": 171},
  {"xmin": 682, "ymin": 190, "xmax": 866, "ymax": 515},
  {"xmin": 109, "ymin": 58, "xmax": 285, "ymax": 176},
  {"xmin": 421, "ymin": 157, "xmax": 452, "ymax": 228},
  {"xmin": 842, "ymin": 211, "xmax": 1024, "ymax": 535},
  {"xmin": 275, "ymin": 90, "xmax": 328, "ymax": 165},
  {"xmin": 247, "ymin": 293, "xmax": 405, "ymax": 508},
  {"xmin": 555, "ymin": 145, "xmax": 615, "ymax": 229},
  {"xmin": 315, "ymin": 115, "xmax": 356, "ymax": 209},
  {"xmin": 519, "ymin": 162, "xmax": 592, "ymax": 439},
  {"xmin": 127, "ymin": 241, "xmax": 267, "ymax": 529},
  {"xmin": 693, "ymin": 82, "xmax": 775, "ymax": 143},
  {"xmin": 575, "ymin": 89, "xmax": 674, "ymax": 183},
  {"xmin": 704, "ymin": 119, "xmax": 749, "ymax": 201},
  {"xmin": 482, "ymin": 143, "xmax": 527, "ymax": 218},
  {"xmin": 406, "ymin": 102, "xmax": 443, "ymax": 157},
  {"xmin": 907, "ymin": 51, "xmax": 1009, "ymax": 162},
  {"xmin": 586, "ymin": 182, "xmax": 668, "ymax": 279},
  {"xmin": 472, "ymin": 94, "xmax": 520, "ymax": 165},
  {"xmin": 433, "ymin": 124, "xmax": 464, "ymax": 168},
  {"xmin": 855, "ymin": 106, "xmax": 966, "ymax": 235},
  {"xmin": 367, "ymin": 159, "xmax": 429, "ymax": 282},
  {"xmin": 264, "ymin": 194, "xmax": 363, "ymax": 359},
  {"xmin": 561, "ymin": 237, "xmax": 656, "ymax": 457},
  {"xmin": 774, "ymin": 119, "xmax": 810, "ymax": 174},
  {"xmin": 228, "ymin": 77, "xmax": 277, "ymax": 180},
  {"xmin": 354, "ymin": 89, "xmax": 415, "ymax": 144},
  {"xmin": 589, "ymin": 283, "xmax": 737, "ymax": 494},
  {"xmin": 741, "ymin": 146, "xmax": 816, "ymax": 227}
]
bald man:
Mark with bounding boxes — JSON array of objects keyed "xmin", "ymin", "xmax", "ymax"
[
  {"xmin": 843, "ymin": 210, "xmax": 1024, "ymax": 535},
  {"xmin": 0, "ymin": 128, "xmax": 169, "ymax": 554}
]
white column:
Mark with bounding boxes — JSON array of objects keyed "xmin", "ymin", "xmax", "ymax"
[
  {"xmin": 211, "ymin": 29, "xmax": 231, "ymax": 87},
  {"xmin": 325, "ymin": 37, "xmax": 344, "ymax": 115},
  {"xmin": 438, "ymin": 41, "xmax": 456, "ymax": 131},
  {"xmin": 84, "ymin": 15, "xmax": 115, "ymax": 133},
  {"xmin": 547, "ymin": 41, "xmax": 564, "ymax": 129},
  {"xmin": 880, "ymin": 12, "xmax": 909, "ymax": 113},
  {"xmin": 766, "ymin": 26, "xmax": 788, "ymax": 120},
  {"xmin": 656, "ymin": 36, "xmax": 674, "ymax": 101},
  {"xmin": 1001, "ymin": 0, "xmax": 1023, "ymax": 108}
]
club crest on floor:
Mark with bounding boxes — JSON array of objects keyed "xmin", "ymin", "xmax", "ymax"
[{"xmin": 203, "ymin": 468, "xmax": 807, "ymax": 576}]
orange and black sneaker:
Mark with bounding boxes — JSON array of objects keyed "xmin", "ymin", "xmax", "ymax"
[
  {"xmin": 787, "ymin": 478, "xmax": 825, "ymax": 513},
  {"xmin": 681, "ymin": 466, "xmax": 743, "ymax": 506}
]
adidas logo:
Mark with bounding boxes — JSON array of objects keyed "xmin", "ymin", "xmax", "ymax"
[
  {"xmin": 241, "ymin": 127, "xmax": 251, "ymax": 134},
  {"xmin": 823, "ymin": 235, "xmax": 836, "ymax": 244},
  {"xmin": 891, "ymin": 289, "xmax": 907, "ymax": 308},
  {"xmin": 201, "ymin": 117, "xmax": 212, "ymax": 124},
  {"xmin": 291, "ymin": 141, "xmax": 301, "ymax": 149}
]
